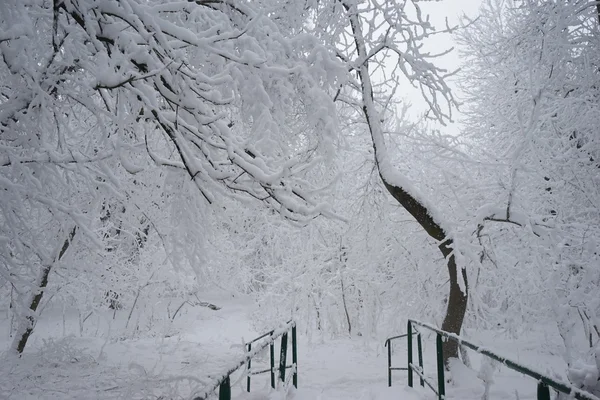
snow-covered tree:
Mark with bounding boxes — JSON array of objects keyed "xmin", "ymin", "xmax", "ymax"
[
  {"xmin": 459, "ymin": 0, "xmax": 600, "ymax": 393},
  {"xmin": 0, "ymin": 0, "xmax": 343, "ymax": 354},
  {"xmin": 287, "ymin": 0, "xmax": 467, "ymax": 363}
]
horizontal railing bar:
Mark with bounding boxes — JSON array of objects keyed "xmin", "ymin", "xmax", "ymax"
[
  {"xmin": 246, "ymin": 320, "xmax": 294, "ymax": 345},
  {"xmin": 250, "ymin": 365, "xmax": 294, "ymax": 376},
  {"xmin": 250, "ymin": 368, "xmax": 272, "ymax": 375},
  {"xmin": 193, "ymin": 320, "xmax": 296, "ymax": 400},
  {"xmin": 384, "ymin": 332, "xmax": 418, "ymax": 347},
  {"xmin": 390, "ymin": 367, "xmax": 408, "ymax": 371},
  {"xmin": 410, "ymin": 363, "xmax": 438, "ymax": 395},
  {"xmin": 408, "ymin": 319, "xmax": 599, "ymax": 400},
  {"xmin": 246, "ymin": 331, "xmax": 274, "ymax": 345}
]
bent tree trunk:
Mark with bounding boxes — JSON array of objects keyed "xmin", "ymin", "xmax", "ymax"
[
  {"xmin": 383, "ymin": 184, "xmax": 468, "ymax": 365},
  {"xmin": 12, "ymin": 227, "xmax": 77, "ymax": 355},
  {"xmin": 346, "ymin": 4, "xmax": 468, "ymax": 366}
]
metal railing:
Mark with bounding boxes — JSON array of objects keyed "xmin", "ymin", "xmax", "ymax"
[
  {"xmin": 384, "ymin": 331, "xmax": 423, "ymax": 388},
  {"xmin": 245, "ymin": 320, "xmax": 298, "ymax": 392},
  {"xmin": 193, "ymin": 320, "xmax": 297, "ymax": 400},
  {"xmin": 385, "ymin": 319, "xmax": 599, "ymax": 400}
]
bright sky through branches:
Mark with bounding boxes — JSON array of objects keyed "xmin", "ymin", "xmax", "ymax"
[{"xmin": 402, "ymin": 0, "xmax": 482, "ymax": 131}]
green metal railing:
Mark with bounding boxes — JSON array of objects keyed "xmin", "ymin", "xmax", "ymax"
[
  {"xmin": 384, "ymin": 330, "xmax": 423, "ymax": 388},
  {"xmin": 245, "ymin": 321, "xmax": 298, "ymax": 392},
  {"xmin": 193, "ymin": 320, "xmax": 297, "ymax": 400},
  {"xmin": 385, "ymin": 319, "xmax": 599, "ymax": 400}
]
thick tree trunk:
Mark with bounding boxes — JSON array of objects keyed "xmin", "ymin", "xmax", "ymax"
[
  {"xmin": 11, "ymin": 227, "xmax": 76, "ymax": 355},
  {"xmin": 382, "ymin": 183, "xmax": 468, "ymax": 365},
  {"xmin": 345, "ymin": 2, "xmax": 468, "ymax": 366},
  {"xmin": 439, "ymin": 253, "xmax": 468, "ymax": 365}
]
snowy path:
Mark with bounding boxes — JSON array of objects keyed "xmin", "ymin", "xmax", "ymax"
[
  {"xmin": 236, "ymin": 336, "xmax": 429, "ymax": 400},
  {"xmin": 0, "ymin": 292, "xmax": 571, "ymax": 400},
  {"xmin": 234, "ymin": 325, "xmax": 568, "ymax": 400},
  {"xmin": 234, "ymin": 330, "xmax": 561, "ymax": 400},
  {"xmin": 289, "ymin": 339, "xmax": 428, "ymax": 400}
]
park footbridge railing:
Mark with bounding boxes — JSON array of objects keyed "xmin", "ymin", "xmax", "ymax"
[
  {"xmin": 193, "ymin": 320, "xmax": 297, "ymax": 400},
  {"xmin": 386, "ymin": 319, "xmax": 599, "ymax": 400}
]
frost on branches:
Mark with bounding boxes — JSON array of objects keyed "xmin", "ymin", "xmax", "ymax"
[
  {"xmin": 0, "ymin": 0, "xmax": 343, "ymax": 353},
  {"xmin": 460, "ymin": 0, "xmax": 600, "ymax": 394},
  {"xmin": 304, "ymin": 0, "xmax": 465, "ymax": 364}
]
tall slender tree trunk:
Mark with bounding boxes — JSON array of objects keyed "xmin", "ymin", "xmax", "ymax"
[
  {"xmin": 11, "ymin": 227, "xmax": 77, "ymax": 355},
  {"xmin": 339, "ymin": 272, "xmax": 352, "ymax": 336},
  {"xmin": 345, "ymin": 3, "xmax": 468, "ymax": 366}
]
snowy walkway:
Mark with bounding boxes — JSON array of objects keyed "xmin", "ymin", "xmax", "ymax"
[
  {"xmin": 234, "ymin": 330, "xmax": 559, "ymax": 400},
  {"xmin": 236, "ymin": 336, "xmax": 429, "ymax": 400},
  {"xmin": 0, "ymin": 291, "xmax": 572, "ymax": 399}
]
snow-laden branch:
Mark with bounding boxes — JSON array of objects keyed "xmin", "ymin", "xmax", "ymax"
[
  {"xmin": 474, "ymin": 204, "xmax": 554, "ymax": 239},
  {"xmin": 345, "ymin": 1, "xmax": 453, "ymax": 245},
  {"xmin": 52, "ymin": 0, "xmax": 344, "ymax": 222},
  {"xmin": 0, "ymin": 150, "xmax": 115, "ymax": 167}
]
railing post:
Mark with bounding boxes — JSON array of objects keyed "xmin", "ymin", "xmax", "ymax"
[
  {"xmin": 537, "ymin": 382, "xmax": 550, "ymax": 400},
  {"xmin": 292, "ymin": 324, "xmax": 298, "ymax": 388},
  {"xmin": 387, "ymin": 339, "xmax": 392, "ymax": 387},
  {"xmin": 270, "ymin": 331, "xmax": 275, "ymax": 389},
  {"xmin": 219, "ymin": 376, "xmax": 231, "ymax": 400},
  {"xmin": 417, "ymin": 333, "xmax": 424, "ymax": 387},
  {"xmin": 436, "ymin": 333, "xmax": 445, "ymax": 400},
  {"xmin": 246, "ymin": 342, "xmax": 252, "ymax": 392},
  {"xmin": 407, "ymin": 321, "xmax": 414, "ymax": 387},
  {"xmin": 279, "ymin": 332, "xmax": 288, "ymax": 385}
]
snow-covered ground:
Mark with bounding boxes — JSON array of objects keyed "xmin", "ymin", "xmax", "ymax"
[
  {"xmin": 0, "ymin": 292, "xmax": 260, "ymax": 399},
  {"xmin": 0, "ymin": 292, "xmax": 574, "ymax": 399}
]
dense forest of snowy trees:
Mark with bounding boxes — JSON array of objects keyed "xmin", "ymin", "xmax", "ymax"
[{"xmin": 1, "ymin": 0, "xmax": 598, "ymax": 397}]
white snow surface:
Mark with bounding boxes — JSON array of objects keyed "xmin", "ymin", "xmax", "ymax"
[{"xmin": 0, "ymin": 292, "xmax": 577, "ymax": 399}]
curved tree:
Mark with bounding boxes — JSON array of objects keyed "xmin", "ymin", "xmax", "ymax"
[
  {"xmin": 289, "ymin": 0, "xmax": 466, "ymax": 364},
  {"xmin": 345, "ymin": 1, "xmax": 466, "ymax": 364}
]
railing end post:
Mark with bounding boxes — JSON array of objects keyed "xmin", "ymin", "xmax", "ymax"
[
  {"xmin": 436, "ymin": 333, "xmax": 445, "ymax": 400},
  {"xmin": 246, "ymin": 342, "xmax": 252, "ymax": 392},
  {"xmin": 279, "ymin": 331, "xmax": 288, "ymax": 385},
  {"xmin": 387, "ymin": 338, "xmax": 392, "ymax": 387},
  {"xmin": 292, "ymin": 324, "xmax": 298, "ymax": 389},
  {"xmin": 270, "ymin": 335, "xmax": 275, "ymax": 389},
  {"xmin": 407, "ymin": 321, "xmax": 414, "ymax": 388},
  {"xmin": 417, "ymin": 333, "xmax": 424, "ymax": 387},
  {"xmin": 218, "ymin": 376, "xmax": 231, "ymax": 400},
  {"xmin": 537, "ymin": 382, "xmax": 550, "ymax": 400}
]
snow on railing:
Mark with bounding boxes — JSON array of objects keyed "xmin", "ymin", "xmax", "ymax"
[
  {"xmin": 385, "ymin": 319, "xmax": 599, "ymax": 400},
  {"xmin": 192, "ymin": 320, "xmax": 297, "ymax": 400}
]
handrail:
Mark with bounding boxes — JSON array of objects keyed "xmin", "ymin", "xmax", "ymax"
[
  {"xmin": 384, "ymin": 331, "xmax": 423, "ymax": 388},
  {"xmin": 246, "ymin": 328, "xmax": 275, "ymax": 391},
  {"xmin": 247, "ymin": 329, "xmax": 277, "ymax": 345},
  {"xmin": 192, "ymin": 320, "xmax": 297, "ymax": 400},
  {"xmin": 401, "ymin": 319, "xmax": 599, "ymax": 400}
]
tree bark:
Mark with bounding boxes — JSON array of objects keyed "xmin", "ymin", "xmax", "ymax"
[
  {"xmin": 345, "ymin": 2, "xmax": 468, "ymax": 366},
  {"xmin": 12, "ymin": 227, "xmax": 77, "ymax": 355},
  {"xmin": 440, "ymin": 253, "xmax": 468, "ymax": 365},
  {"xmin": 381, "ymin": 177, "xmax": 468, "ymax": 366}
]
